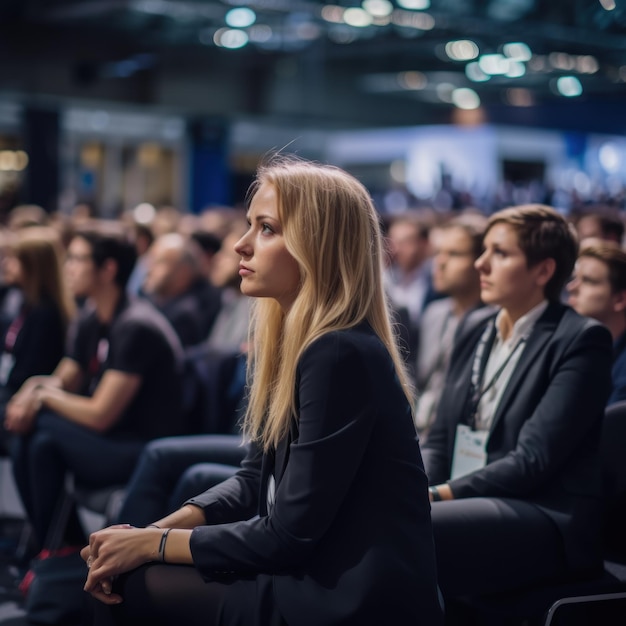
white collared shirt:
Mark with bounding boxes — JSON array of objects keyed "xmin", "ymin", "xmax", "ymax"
[{"xmin": 475, "ymin": 300, "xmax": 548, "ymax": 431}]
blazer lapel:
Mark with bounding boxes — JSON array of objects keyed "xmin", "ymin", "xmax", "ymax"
[{"xmin": 488, "ymin": 303, "xmax": 562, "ymax": 435}]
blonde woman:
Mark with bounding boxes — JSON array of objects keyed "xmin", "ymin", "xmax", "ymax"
[
  {"xmin": 83, "ymin": 157, "xmax": 443, "ymax": 626},
  {"xmin": 1, "ymin": 227, "xmax": 73, "ymax": 440}
]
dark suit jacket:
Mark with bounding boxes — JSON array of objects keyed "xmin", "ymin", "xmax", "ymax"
[
  {"xmin": 422, "ymin": 302, "xmax": 613, "ymax": 571},
  {"xmin": 186, "ymin": 322, "xmax": 443, "ymax": 626},
  {"xmin": 609, "ymin": 331, "xmax": 626, "ymax": 405}
]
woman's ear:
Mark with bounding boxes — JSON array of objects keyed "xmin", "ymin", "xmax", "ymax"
[{"xmin": 535, "ymin": 257, "xmax": 556, "ymax": 289}]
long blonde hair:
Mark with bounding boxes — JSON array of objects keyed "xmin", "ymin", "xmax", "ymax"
[
  {"xmin": 11, "ymin": 226, "xmax": 75, "ymax": 330},
  {"xmin": 243, "ymin": 156, "xmax": 413, "ymax": 450}
]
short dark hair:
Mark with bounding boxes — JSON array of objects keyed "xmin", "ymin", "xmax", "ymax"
[
  {"xmin": 486, "ymin": 204, "xmax": 578, "ymax": 301},
  {"xmin": 73, "ymin": 224, "xmax": 137, "ymax": 289},
  {"xmin": 190, "ymin": 230, "xmax": 222, "ymax": 256},
  {"xmin": 579, "ymin": 243, "xmax": 626, "ymax": 294},
  {"xmin": 387, "ymin": 214, "xmax": 430, "ymax": 240},
  {"xmin": 439, "ymin": 214, "xmax": 488, "ymax": 259}
]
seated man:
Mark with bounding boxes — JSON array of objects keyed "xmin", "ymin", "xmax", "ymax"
[
  {"xmin": 421, "ymin": 205, "xmax": 612, "ymax": 607},
  {"xmin": 4, "ymin": 224, "xmax": 185, "ymax": 552},
  {"xmin": 143, "ymin": 233, "xmax": 221, "ymax": 347},
  {"xmin": 414, "ymin": 215, "xmax": 491, "ymax": 438},
  {"xmin": 116, "ymin": 222, "xmax": 253, "ymax": 525},
  {"xmin": 567, "ymin": 242, "xmax": 626, "ymax": 404}
]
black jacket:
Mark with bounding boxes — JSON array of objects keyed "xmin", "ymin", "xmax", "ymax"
[{"xmin": 186, "ymin": 323, "xmax": 443, "ymax": 625}]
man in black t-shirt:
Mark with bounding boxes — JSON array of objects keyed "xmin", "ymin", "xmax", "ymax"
[
  {"xmin": 5, "ymin": 224, "xmax": 184, "ymax": 551},
  {"xmin": 69, "ymin": 296, "xmax": 184, "ymax": 440}
]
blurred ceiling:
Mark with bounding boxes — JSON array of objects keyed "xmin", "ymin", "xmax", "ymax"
[{"xmin": 1, "ymin": 0, "xmax": 626, "ymax": 131}]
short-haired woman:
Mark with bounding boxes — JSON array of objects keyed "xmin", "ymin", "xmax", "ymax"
[{"xmin": 423, "ymin": 204, "xmax": 613, "ymax": 603}]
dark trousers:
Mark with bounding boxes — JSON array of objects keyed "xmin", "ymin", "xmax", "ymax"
[
  {"xmin": 431, "ymin": 497, "xmax": 571, "ymax": 600},
  {"xmin": 10, "ymin": 411, "xmax": 145, "ymax": 549},
  {"xmin": 115, "ymin": 434, "xmax": 246, "ymax": 527},
  {"xmin": 93, "ymin": 563, "xmax": 285, "ymax": 626}
]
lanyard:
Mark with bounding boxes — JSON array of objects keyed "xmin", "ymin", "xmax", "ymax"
[
  {"xmin": 468, "ymin": 321, "xmax": 527, "ymax": 429},
  {"xmin": 4, "ymin": 312, "xmax": 25, "ymax": 353}
]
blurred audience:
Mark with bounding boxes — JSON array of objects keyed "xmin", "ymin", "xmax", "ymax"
[
  {"xmin": 5, "ymin": 224, "xmax": 184, "ymax": 554},
  {"xmin": 414, "ymin": 215, "xmax": 491, "ymax": 439},
  {"xmin": 126, "ymin": 221, "xmax": 154, "ymax": 297},
  {"xmin": 574, "ymin": 208, "xmax": 624, "ymax": 248},
  {"xmin": 384, "ymin": 214, "xmax": 438, "ymax": 327},
  {"xmin": 142, "ymin": 233, "xmax": 221, "ymax": 347},
  {"xmin": 0, "ymin": 227, "xmax": 74, "ymax": 453}
]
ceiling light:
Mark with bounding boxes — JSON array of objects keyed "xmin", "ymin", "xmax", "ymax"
[
  {"xmin": 502, "ymin": 42, "xmax": 532, "ymax": 62},
  {"xmin": 362, "ymin": 0, "xmax": 393, "ymax": 18},
  {"xmin": 505, "ymin": 60, "xmax": 526, "ymax": 78},
  {"xmin": 214, "ymin": 28, "xmax": 249, "ymax": 49},
  {"xmin": 556, "ymin": 76, "xmax": 583, "ymax": 97},
  {"xmin": 321, "ymin": 5, "xmax": 345, "ymax": 24},
  {"xmin": 344, "ymin": 8, "xmax": 373, "ymax": 27},
  {"xmin": 452, "ymin": 87, "xmax": 480, "ymax": 110},
  {"xmin": 397, "ymin": 0, "xmax": 430, "ymax": 8},
  {"xmin": 599, "ymin": 0, "xmax": 616, "ymax": 10},
  {"xmin": 391, "ymin": 10, "xmax": 434, "ymax": 29},
  {"xmin": 478, "ymin": 54, "xmax": 509, "ymax": 75},
  {"xmin": 225, "ymin": 8, "xmax": 256, "ymax": 28},
  {"xmin": 577, "ymin": 55, "xmax": 599, "ymax": 74},
  {"xmin": 549, "ymin": 52, "xmax": 575, "ymax": 71},
  {"xmin": 445, "ymin": 40, "xmax": 479, "ymax": 61},
  {"xmin": 466, "ymin": 62, "xmax": 490, "ymax": 82}
]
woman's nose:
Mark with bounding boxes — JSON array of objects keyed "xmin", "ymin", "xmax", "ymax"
[
  {"xmin": 474, "ymin": 252, "xmax": 487, "ymax": 272},
  {"xmin": 234, "ymin": 233, "xmax": 250, "ymax": 257}
]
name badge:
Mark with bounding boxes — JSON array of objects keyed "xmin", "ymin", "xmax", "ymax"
[
  {"xmin": 451, "ymin": 424, "xmax": 488, "ymax": 480},
  {"xmin": 0, "ymin": 352, "xmax": 15, "ymax": 386}
]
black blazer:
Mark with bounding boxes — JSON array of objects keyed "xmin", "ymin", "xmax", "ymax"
[
  {"xmin": 186, "ymin": 322, "xmax": 443, "ymax": 626},
  {"xmin": 422, "ymin": 302, "xmax": 613, "ymax": 571}
]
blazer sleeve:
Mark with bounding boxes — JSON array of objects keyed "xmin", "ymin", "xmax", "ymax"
[
  {"xmin": 448, "ymin": 320, "xmax": 612, "ymax": 499},
  {"xmin": 189, "ymin": 332, "xmax": 379, "ymax": 577},
  {"xmin": 184, "ymin": 441, "xmax": 263, "ymax": 525}
]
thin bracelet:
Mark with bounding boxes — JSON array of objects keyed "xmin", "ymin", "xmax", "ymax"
[
  {"xmin": 429, "ymin": 486, "xmax": 442, "ymax": 502},
  {"xmin": 158, "ymin": 528, "xmax": 171, "ymax": 562},
  {"xmin": 146, "ymin": 524, "xmax": 161, "ymax": 529}
]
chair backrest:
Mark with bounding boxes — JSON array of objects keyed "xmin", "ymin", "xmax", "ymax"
[
  {"xmin": 601, "ymin": 401, "xmax": 626, "ymax": 501},
  {"xmin": 181, "ymin": 343, "xmax": 245, "ymax": 435},
  {"xmin": 601, "ymin": 400, "xmax": 626, "ymax": 560}
]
